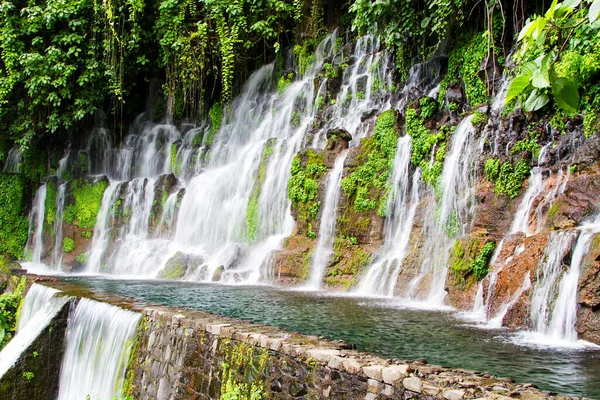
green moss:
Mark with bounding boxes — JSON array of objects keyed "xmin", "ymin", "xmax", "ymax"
[
  {"xmin": 419, "ymin": 97, "xmax": 438, "ymax": 120},
  {"xmin": 63, "ymin": 237, "xmax": 75, "ymax": 253},
  {"xmin": 76, "ymin": 252, "xmax": 87, "ymax": 265},
  {"xmin": 288, "ymin": 149, "xmax": 326, "ymax": 235},
  {"xmin": 121, "ymin": 317, "xmax": 144, "ymax": 398},
  {"xmin": 511, "ymin": 129, "xmax": 541, "ymax": 159},
  {"xmin": 471, "ymin": 242, "xmax": 495, "ymax": 280},
  {"xmin": 246, "ymin": 140, "xmax": 276, "ymax": 242},
  {"xmin": 0, "ymin": 174, "xmax": 29, "ymax": 259},
  {"xmin": 342, "ymin": 110, "xmax": 398, "ymax": 214},
  {"xmin": 471, "ymin": 111, "xmax": 487, "ymax": 127},
  {"xmin": 490, "ymin": 159, "xmax": 531, "ymax": 198},
  {"xmin": 0, "ymin": 276, "xmax": 26, "ymax": 349},
  {"xmin": 20, "ymin": 147, "xmax": 47, "ymax": 183},
  {"xmin": 205, "ymin": 103, "xmax": 223, "ymax": 147},
  {"xmin": 44, "ymin": 180, "xmax": 57, "ymax": 229},
  {"xmin": 63, "ymin": 179, "xmax": 108, "ymax": 230},
  {"xmin": 219, "ymin": 339, "xmax": 268, "ymax": 399},
  {"xmin": 405, "ymin": 106, "xmax": 453, "ymax": 190},
  {"xmin": 484, "ymin": 158, "xmax": 500, "ymax": 182},
  {"xmin": 450, "ymin": 239, "xmax": 494, "ymax": 287},
  {"xmin": 170, "ymin": 143, "xmax": 181, "ymax": 176},
  {"xmin": 438, "ymin": 32, "xmax": 490, "ymax": 106},
  {"xmin": 277, "ymin": 72, "xmax": 294, "ymax": 95}
]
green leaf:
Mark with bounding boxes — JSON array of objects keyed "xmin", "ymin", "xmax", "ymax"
[
  {"xmin": 531, "ymin": 70, "xmax": 550, "ymax": 89},
  {"xmin": 590, "ymin": 0, "xmax": 600, "ymax": 22},
  {"xmin": 505, "ymin": 74, "xmax": 531, "ymax": 104},
  {"xmin": 561, "ymin": 0, "xmax": 581, "ymax": 9},
  {"xmin": 518, "ymin": 19, "xmax": 536, "ymax": 41},
  {"xmin": 552, "ymin": 77, "xmax": 579, "ymax": 113},
  {"xmin": 545, "ymin": 0, "xmax": 560, "ymax": 18},
  {"xmin": 532, "ymin": 18, "xmax": 547, "ymax": 40},
  {"xmin": 521, "ymin": 61, "xmax": 538, "ymax": 76},
  {"xmin": 524, "ymin": 89, "xmax": 550, "ymax": 112}
]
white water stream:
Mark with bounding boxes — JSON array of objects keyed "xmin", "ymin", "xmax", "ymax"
[
  {"xmin": 306, "ymin": 152, "xmax": 349, "ymax": 289},
  {"xmin": 0, "ymin": 285, "xmax": 67, "ymax": 379},
  {"xmin": 357, "ymin": 135, "xmax": 418, "ymax": 296},
  {"xmin": 57, "ymin": 298, "xmax": 141, "ymax": 400}
]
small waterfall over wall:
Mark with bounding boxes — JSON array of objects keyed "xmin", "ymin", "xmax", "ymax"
[
  {"xmin": 25, "ymin": 184, "xmax": 47, "ymax": 264},
  {"xmin": 0, "ymin": 285, "xmax": 68, "ymax": 378},
  {"xmin": 307, "ymin": 152, "xmax": 349, "ymax": 289},
  {"xmin": 57, "ymin": 298, "xmax": 141, "ymax": 400},
  {"xmin": 357, "ymin": 136, "xmax": 419, "ymax": 296},
  {"xmin": 50, "ymin": 183, "xmax": 68, "ymax": 269},
  {"xmin": 406, "ymin": 115, "xmax": 480, "ymax": 304},
  {"xmin": 16, "ymin": 284, "xmax": 60, "ymax": 332}
]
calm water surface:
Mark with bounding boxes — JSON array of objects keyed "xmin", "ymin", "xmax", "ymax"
[{"xmin": 62, "ymin": 277, "xmax": 600, "ymax": 398}]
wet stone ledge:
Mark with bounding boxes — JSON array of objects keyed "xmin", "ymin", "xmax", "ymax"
[{"xmin": 130, "ymin": 304, "xmax": 582, "ymax": 400}]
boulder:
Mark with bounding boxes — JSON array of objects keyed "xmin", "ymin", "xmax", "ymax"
[{"xmin": 158, "ymin": 252, "xmax": 204, "ymax": 280}]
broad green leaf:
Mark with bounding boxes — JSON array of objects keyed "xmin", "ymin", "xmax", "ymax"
[
  {"xmin": 524, "ymin": 89, "xmax": 550, "ymax": 111},
  {"xmin": 590, "ymin": 0, "xmax": 600, "ymax": 22},
  {"xmin": 532, "ymin": 18, "xmax": 547, "ymax": 40},
  {"xmin": 531, "ymin": 70, "xmax": 551, "ymax": 88},
  {"xmin": 505, "ymin": 74, "xmax": 531, "ymax": 104},
  {"xmin": 518, "ymin": 20, "xmax": 536, "ymax": 41},
  {"xmin": 552, "ymin": 77, "xmax": 579, "ymax": 113},
  {"xmin": 561, "ymin": 0, "xmax": 581, "ymax": 9},
  {"xmin": 545, "ymin": 0, "xmax": 559, "ymax": 19},
  {"xmin": 521, "ymin": 61, "xmax": 538, "ymax": 76}
]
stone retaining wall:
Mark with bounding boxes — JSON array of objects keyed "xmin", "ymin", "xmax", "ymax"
[
  {"xmin": 4, "ymin": 280, "xmax": 584, "ymax": 400},
  {"xmin": 129, "ymin": 305, "xmax": 572, "ymax": 400},
  {"xmin": 0, "ymin": 299, "xmax": 70, "ymax": 400}
]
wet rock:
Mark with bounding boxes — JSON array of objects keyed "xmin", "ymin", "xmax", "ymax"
[
  {"xmin": 158, "ymin": 252, "xmax": 204, "ymax": 280},
  {"xmin": 445, "ymin": 83, "xmax": 466, "ymax": 108},
  {"xmin": 403, "ymin": 377, "xmax": 423, "ymax": 393},
  {"xmin": 212, "ymin": 266, "xmax": 224, "ymax": 281}
]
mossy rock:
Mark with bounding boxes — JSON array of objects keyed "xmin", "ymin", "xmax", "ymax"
[{"xmin": 158, "ymin": 251, "xmax": 204, "ymax": 280}]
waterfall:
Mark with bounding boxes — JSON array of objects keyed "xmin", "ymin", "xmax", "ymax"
[
  {"xmin": 529, "ymin": 231, "xmax": 579, "ymax": 334},
  {"xmin": 408, "ymin": 115, "xmax": 479, "ymax": 304},
  {"xmin": 520, "ymin": 214, "xmax": 600, "ymax": 344},
  {"xmin": 51, "ymin": 183, "xmax": 68, "ymax": 269},
  {"xmin": 57, "ymin": 299, "xmax": 141, "ymax": 400},
  {"xmin": 86, "ymin": 182, "xmax": 124, "ymax": 273},
  {"xmin": 312, "ymin": 35, "xmax": 395, "ymax": 147},
  {"xmin": 510, "ymin": 145, "xmax": 550, "ymax": 235},
  {"xmin": 3, "ymin": 146, "xmax": 22, "ymax": 173},
  {"xmin": 357, "ymin": 136, "xmax": 418, "ymax": 296},
  {"xmin": 547, "ymin": 215, "xmax": 600, "ymax": 341},
  {"xmin": 25, "ymin": 183, "xmax": 48, "ymax": 263},
  {"xmin": 16, "ymin": 284, "xmax": 60, "ymax": 332},
  {"xmin": 306, "ymin": 152, "xmax": 349, "ymax": 289},
  {"xmin": 486, "ymin": 274, "xmax": 531, "ymax": 329},
  {"xmin": 0, "ymin": 287, "xmax": 68, "ymax": 378}
]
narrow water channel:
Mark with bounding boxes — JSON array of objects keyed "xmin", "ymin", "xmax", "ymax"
[{"xmin": 61, "ymin": 277, "xmax": 600, "ymax": 398}]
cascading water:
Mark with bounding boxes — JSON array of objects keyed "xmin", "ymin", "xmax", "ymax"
[
  {"xmin": 547, "ymin": 215, "xmax": 600, "ymax": 341},
  {"xmin": 57, "ymin": 298, "xmax": 141, "ymax": 400},
  {"xmin": 25, "ymin": 184, "xmax": 47, "ymax": 264},
  {"xmin": 50, "ymin": 183, "xmax": 67, "ymax": 269},
  {"xmin": 517, "ymin": 214, "xmax": 600, "ymax": 345},
  {"xmin": 306, "ymin": 152, "xmax": 349, "ymax": 289},
  {"xmin": 408, "ymin": 115, "xmax": 480, "ymax": 304},
  {"xmin": 3, "ymin": 146, "xmax": 22, "ymax": 174},
  {"xmin": 16, "ymin": 284, "xmax": 60, "ymax": 332},
  {"xmin": 529, "ymin": 231, "xmax": 579, "ymax": 335},
  {"xmin": 0, "ymin": 286, "xmax": 68, "ymax": 378},
  {"xmin": 86, "ymin": 182, "xmax": 124, "ymax": 273},
  {"xmin": 510, "ymin": 145, "xmax": 550, "ymax": 235},
  {"xmin": 357, "ymin": 136, "xmax": 419, "ymax": 296}
]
